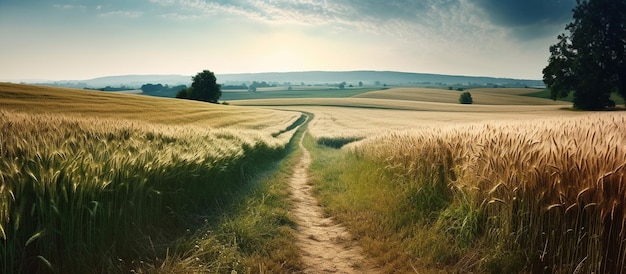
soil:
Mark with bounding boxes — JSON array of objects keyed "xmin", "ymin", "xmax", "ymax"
[{"xmin": 289, "ymin": 132, "xmax": 379, "ymax": 273}]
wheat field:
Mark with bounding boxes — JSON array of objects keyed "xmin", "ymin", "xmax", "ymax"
[
  {"xmin": 0, "ymin": 83, "xmax": 302, "ymax": 273},
  {"xmin": 350, "ymin": 113, "xmax": 626, "ymax": 272}
]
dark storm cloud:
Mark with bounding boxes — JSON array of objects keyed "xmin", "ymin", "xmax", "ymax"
[{"xmin": 471, "ymin": 0, "xmax": 576, "ymax": 27}]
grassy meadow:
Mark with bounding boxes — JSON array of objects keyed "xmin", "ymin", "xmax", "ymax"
[
  {"xmin": 220, "ymin": 85, "xmax": 379, "ymax": 101},
  {"xmin": 0, "ymin": 83, "xmax": 304, "ymax": 273}
]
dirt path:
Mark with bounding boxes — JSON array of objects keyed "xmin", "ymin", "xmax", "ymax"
[{"xmin": 289, "ymin": 131, "xmax": 379, "ymax": 273}]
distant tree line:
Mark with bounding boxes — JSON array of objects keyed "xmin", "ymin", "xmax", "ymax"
[
  {"xmin": 85, "ymin": 86, "xmax": 134, "ymax": 92},
  {"xmin": 140, "ymin": 83, "xmax": 187, "ymax": 94},
  {"xmin": 222, "ymin": 83, "xmax": 248, "ymax": 90}
]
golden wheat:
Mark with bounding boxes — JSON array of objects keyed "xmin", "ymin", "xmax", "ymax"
[
  {"xmin": 0, "ymin": 84, "xmax": 302, "ymax": 272},
  {"xmin": 353, "ymin": 113, "xmax": 626, "ymax": 272}
]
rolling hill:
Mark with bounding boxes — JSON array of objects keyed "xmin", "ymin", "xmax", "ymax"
[{"xmin": 17, "ymin": 70, "xmax": 544, "ymax": 91}]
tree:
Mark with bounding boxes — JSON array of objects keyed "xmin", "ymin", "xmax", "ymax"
[
  {"xmin": 338, "ymin": 81, "xmax": 346, "ymax": 89},
  {"xmin": 358, "ymin": 81, "xmax": 363, "ymax": 87},
  {"xmin": 176, "ymin": 70, "xmax": 221, "ymax": 103},
  {"xmin": 543, "ymin": 0, "xmax": 626, "ymax": 109},
  {"xmin": 459, "ymin": 91, "xmax": 473, "ymax": 104},
  {"xmin": 141, "ymin": 83, "xmax": 164, "ymax": 93},
  {"xmin": 176, "ymin": 87, "xmax": 191, "ymax": 99},
  {"xmin": 189, "ymin": 70, "xmax": 222, "ymax": 103}
]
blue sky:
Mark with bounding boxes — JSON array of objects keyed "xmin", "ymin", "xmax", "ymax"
[{"xmin": 0, "ymin": 0, "xmax": 576, "ymax": 81}]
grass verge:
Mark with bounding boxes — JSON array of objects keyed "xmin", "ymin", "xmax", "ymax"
[
  {"xmin": 304, "ymin": 134, "xmax": 464, "ymax": 273},
  {"xmin": 132, "ymin": 115, "xmax": 310, "ymax": 273}
]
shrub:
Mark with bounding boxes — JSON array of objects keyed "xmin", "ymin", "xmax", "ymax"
[{"xmin": 459, "ymin": 91, "xmax": 473, "ymax": 104}]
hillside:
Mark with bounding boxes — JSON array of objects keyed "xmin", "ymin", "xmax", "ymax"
[
  {"xmin": 0, "ymin": 82, "xmax": 297, "ymax": 128},
  {"xmin": 18, "ymin": 70, "xmax": 543, "ymax": 90}
]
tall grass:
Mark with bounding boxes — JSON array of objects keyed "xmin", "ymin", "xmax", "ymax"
[
  {"xmin": 150, "ymin": 119, "xmax": 309, "ymax": 273},
  {"xmin": 318, "ymin": 113, "xmax": 625, "ymax": 272},
  {"xmin": 0, "ymin": 109, "xmax": 299, "ymax": 273}
]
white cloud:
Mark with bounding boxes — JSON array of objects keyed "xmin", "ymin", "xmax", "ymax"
[{"xmin": 99, "ymin": 10, "xmax": 144, "ymax": 18}]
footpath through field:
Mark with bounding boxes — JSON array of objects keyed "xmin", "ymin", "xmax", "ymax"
[{"xmin": 289, "ymin": 117, "xmax": 379, "ymax": 273}]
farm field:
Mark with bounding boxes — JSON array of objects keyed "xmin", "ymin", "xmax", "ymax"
[
  {"xmin": 229, "ymin": 87, "xmax": 580, "ymax": 146},
  {"xmin": 2, "ymin": 82, "xmax": 625, "ymax": 273},
  {"xmin": 220, "ymin": 85, "xmax": 380, "ymax": 101},
  {"xmin": 0, "ymin": 83, "xmax": 304, "ymax": 273},
  {"xmin": 353, "ymin": 87, "xmax": 569, "ymax": 105},
  {"xmin": 232, "ymin": 87, "xmax": 626, "ymax": 272}
]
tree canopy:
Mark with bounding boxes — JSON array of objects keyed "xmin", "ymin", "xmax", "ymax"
[
  {"xmin": 176, "ymin": 70, "xmax": 222, "ymax": 103},
  {"xmin": 459, "ymin": 91, "xmax": 473, "ymax": 104},
  {"xmin": 542, "ymin": 0, "xmax": 626, "ymax": 110}
]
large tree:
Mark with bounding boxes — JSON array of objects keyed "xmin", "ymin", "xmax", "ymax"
[
  {"xmin": 542, "ymin": 0, "xmax": 626, "ymax": 110},
  {"xmin": 176, "ymin": 70, "xmax": 222, "ymax": 103}
]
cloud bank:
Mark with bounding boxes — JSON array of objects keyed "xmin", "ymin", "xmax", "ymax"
[{"xmin": 149, "ymin": 0, "xmax": 575, "ymax": 40}]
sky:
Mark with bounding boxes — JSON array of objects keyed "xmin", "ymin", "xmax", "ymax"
[{"xmin": 0, "ymin": 0, "xmax": 576, "ymax": 81}]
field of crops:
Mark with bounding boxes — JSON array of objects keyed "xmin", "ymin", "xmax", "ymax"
[
  {"xmin": 4, "ymin": 81, "xmax": 624, "ymax": 272},
  {"xmin": 355, "ymin": 113, "xmax": 625, "ymax": 271},
  {"xmin": 302, "ymin": 107, "xmax": 626, "ymax": 272},
  {"xmin": 353, "ymin": 87, "xmax": 569, "ymax": 105},
  {"xmin": 0, "ymin": 83, "xmax": 302, "ymax": 273},
  {"xmin": 220, "ymin": 86, "xmax": 378, "ymax": 101},
  {"xmin": 232, "ymin": 94, "xmax": 580, "ymax": 148},
  {"xmin": 235, "ymin": 87, "xmax": 625, "ymax": 272}
]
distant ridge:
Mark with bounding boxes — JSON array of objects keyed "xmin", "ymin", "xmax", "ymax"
[
  {"xmin": 25, "ymin": 71, "xmax": 543, "ymax": 89},
  {"xmin": 218, "ymin": 71, "xmax": 543, "ymax": 87}
]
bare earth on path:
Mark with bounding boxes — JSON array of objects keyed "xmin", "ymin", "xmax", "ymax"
[{"xmin": 290, "ymin": 132, "xmax": 380, "ymax": 273}]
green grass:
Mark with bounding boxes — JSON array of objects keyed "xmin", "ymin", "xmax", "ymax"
[
  {"xmin": 132, "ymin": 118, "xmax": 310, "ymax": 273},
  {"xmin": 522, "ymin": 89, "xmax": 626, "ymax": 106},
  {"xmin": 220, "ymin": 87, "xmax": 381, "ymax": 101},
  {"xmin": 304, "ymin": 134, "xmax": 467, "ymax": 272}
]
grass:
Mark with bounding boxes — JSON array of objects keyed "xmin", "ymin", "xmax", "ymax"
[
  {"xmin": 354, "ymin": 87, "xmax": 568, "ymax": 105},
  {"xmin": 308, "ymin": 113, "xmax": 626, "ymax": 272},
  {"xmin": 131, "ymin": 115, "xmax": 310, "ymax": 273},
  {"xmin": 522, "ymin": 88, "xmax": 626, "ymax": 106},
  {"xmin": 305, "ymin": 133, "xmax": 454, "ymax": 272},
  {"xmin": 249, "ymin": 103, "xmax": 581, "ymax": 151},
  {"xmin": 0, "ymin": 83, "xmax": 303, "ymax": 273},
  {"xmin": 220, "ymin": 86, "xmax": 380, "ymax": 101}
]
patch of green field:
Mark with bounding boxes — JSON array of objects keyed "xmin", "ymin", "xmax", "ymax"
[
  {"xmin": 355, "ymin": 87, "xmax": 568, "ymax": 105},
  {"xmin": 221, "ymin": 86, "xmax": 381, "ymax": 101},
  {"xmin": 521, "ymin": 88, "xmax": 572, "ymax": 101},
  {"xmin": 522, "ymin": 89, "xmax": 625, "ymax": 106}
]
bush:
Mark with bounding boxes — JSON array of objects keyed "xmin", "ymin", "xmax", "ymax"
[{"xmin": 459, "ymin": 91, "xmax": 473, "ymax": 104}]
